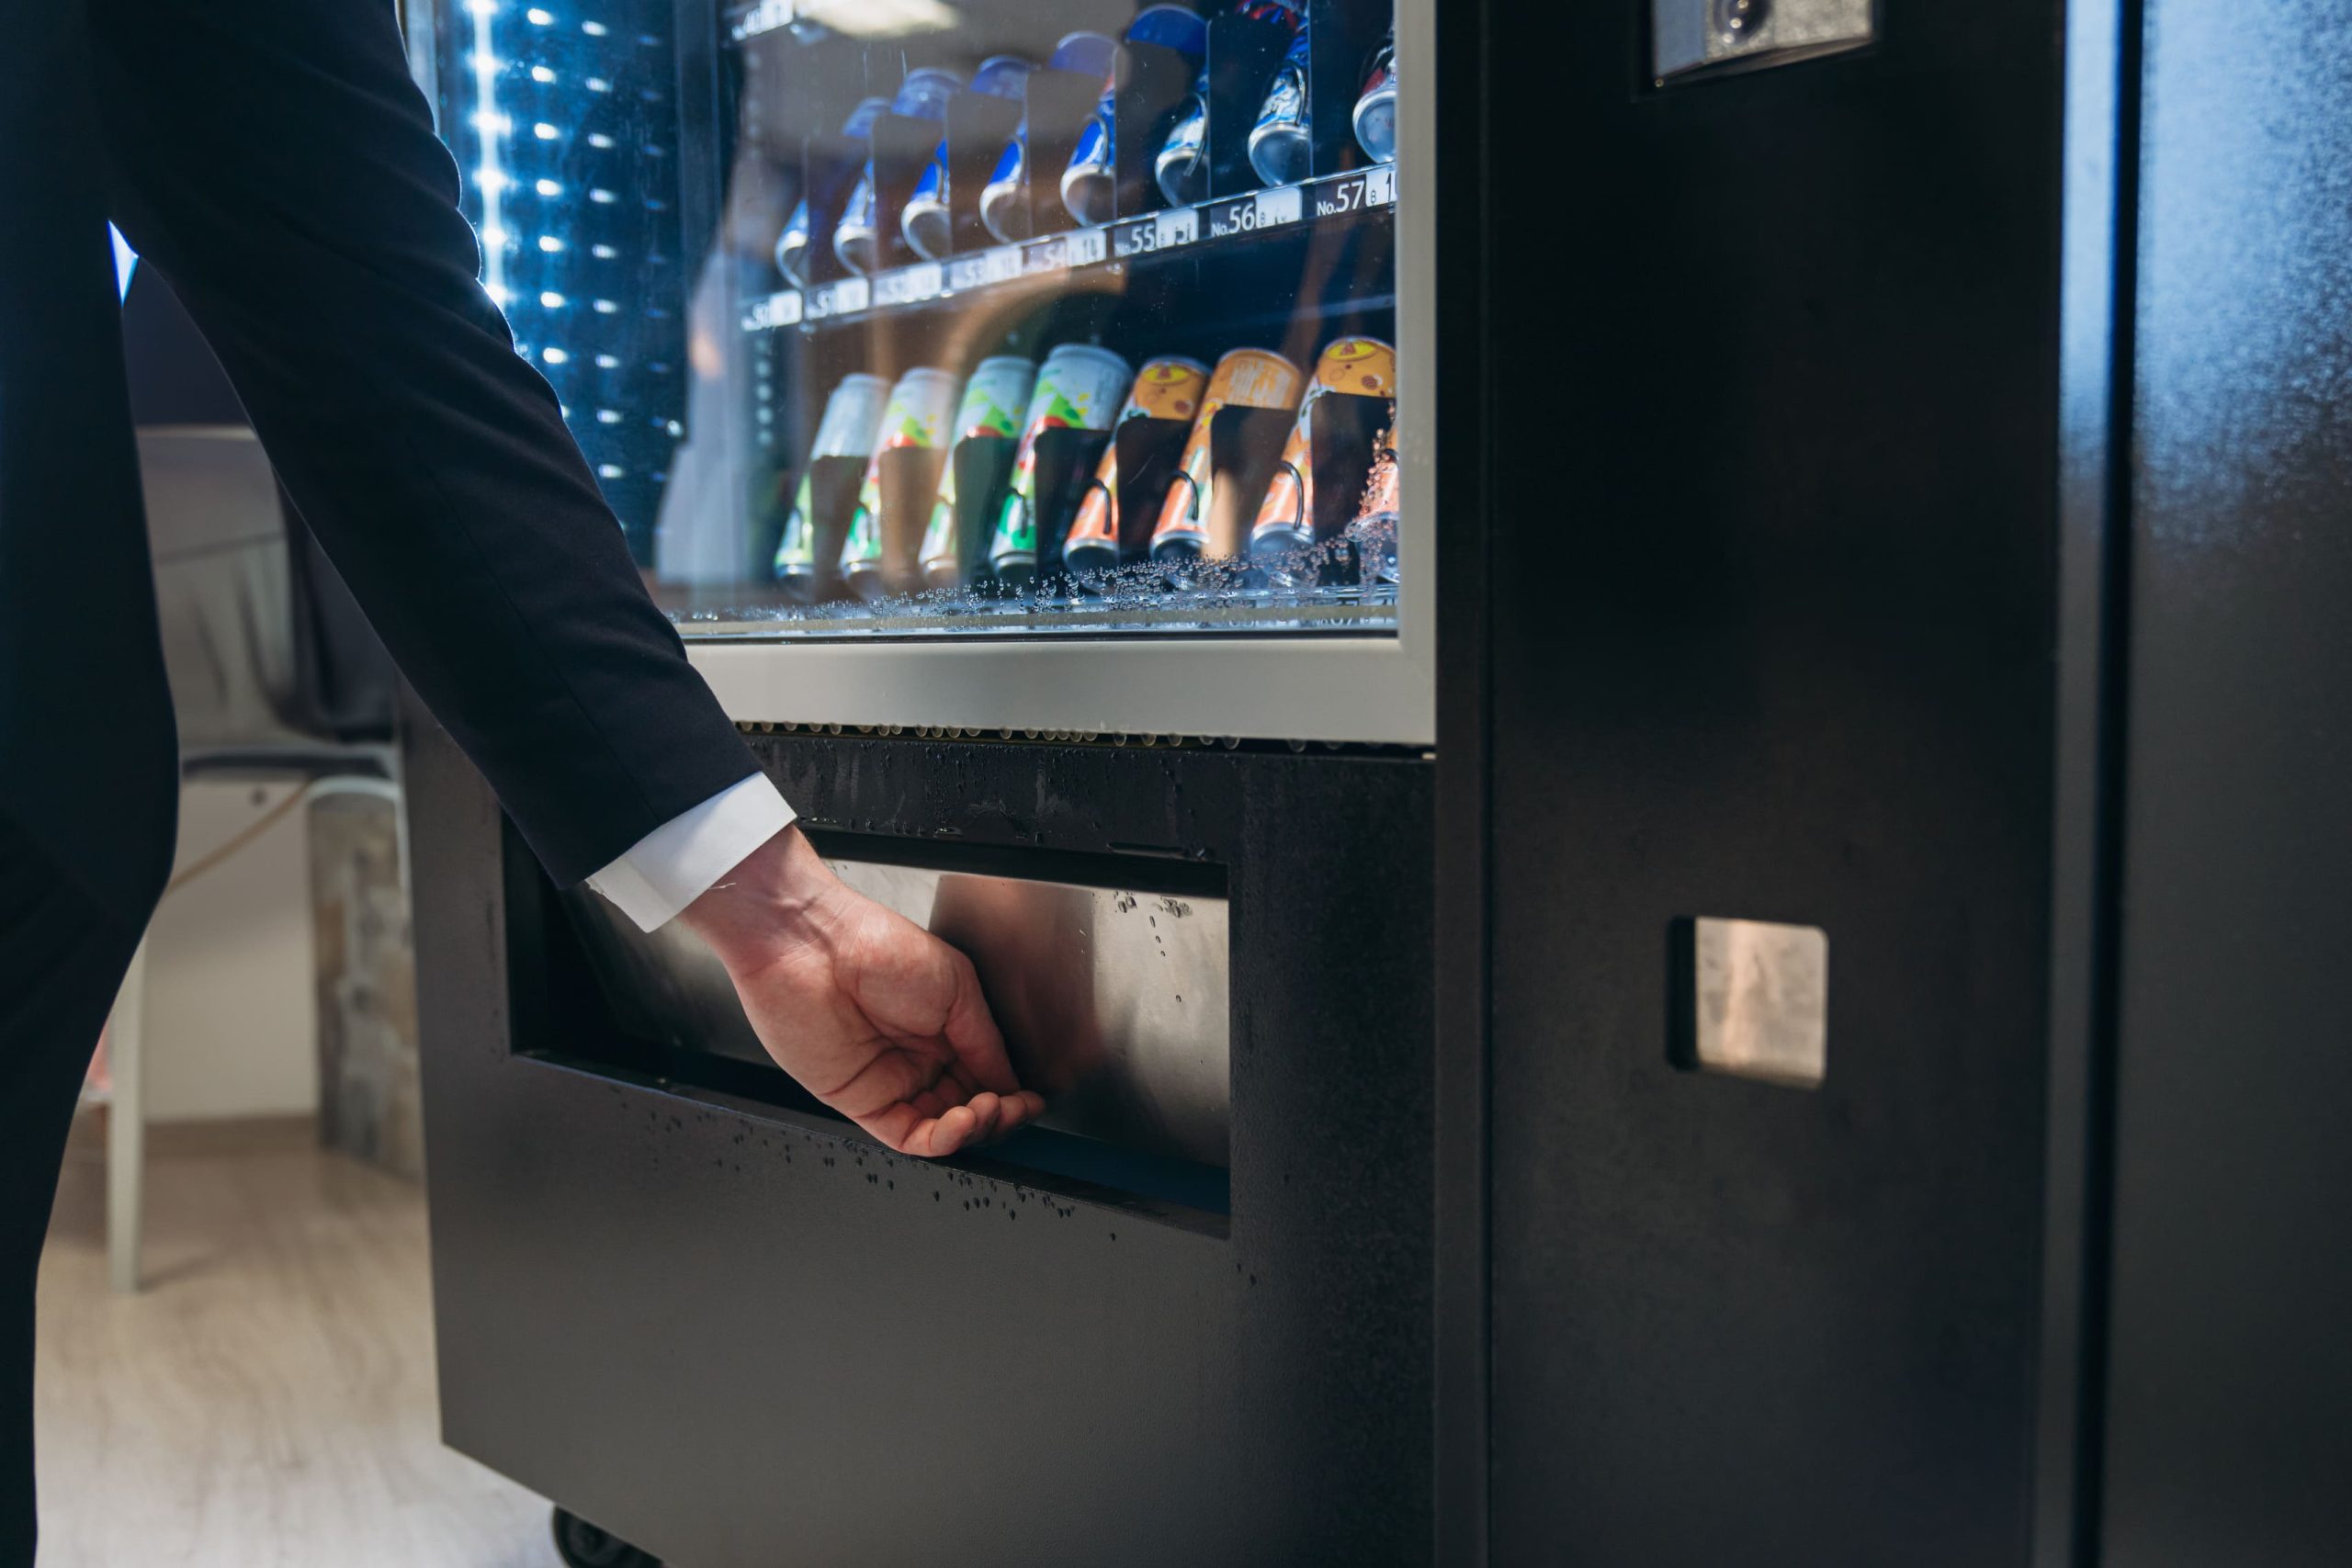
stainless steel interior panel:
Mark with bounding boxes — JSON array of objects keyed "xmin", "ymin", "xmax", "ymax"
[{"xmin": 562, "ymin": 854, "xmax": 1231, "ymax": 1169}]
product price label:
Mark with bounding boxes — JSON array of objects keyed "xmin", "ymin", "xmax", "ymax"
[
  {"xmin": 806, "ymin": 278, "xmax": 869, "ymax": 319},
  {"xmin": 981, "ymin": 244, "xmax": 1023, "ymax": 284},
  {"xmin": 1113, "ymin": 206, "xmax": 1199, "ymax": 258},
  {"xmin": 1022, "ymin": 235, "xmax": 1069, "ymax": 275},
  {"xmin": 1256, "ymin": 185, "xmax": 1304, "ymax": 229},
  {"xmin": 1208, "ymin": 185, "xmax": 1303, "ymax": 239},
  {"xmin": 1065, "ymin": 226, "xmax": 1108, "ymax": 267},
  {"xmin": 741, "ymin": 289, "xmax": 803, "ymax": 333},
  {"xmin": 871, "ymin": 263, "xmax": 944, "ymax": 307},
  {"xmin": 944, "ymin": 246, "xmax": 1023, "ymax": 292},
  {"xmin": 1314, "ymin": 168, "xmax": 1395, "ymax": 217}
]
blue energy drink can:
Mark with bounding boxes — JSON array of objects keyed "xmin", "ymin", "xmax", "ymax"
[
  {"xmin": 1159, "ymin": 2, "xmax": 1297, "ymax": 205},
  {"xmin": 1062, "ymin": 6, "xmax": 1208, "ymax": 229},
  {"xmin": 774, "ymin": 96, "xmax": 886, "ymax": 286},
  {"xmin": 1247, "ymin": 12, "xmax": 1314, "ymax": 186},
  {"xmin": 981, "ymin": 31, "xmax": 1115, "ymax": 243},
  {"xmin": 834, "ymin": 68, "xmax": 961, "ymax": 276},
  {"xmin": 902, "ymin": 55, "xmax": 1031, "ymax": 262}
]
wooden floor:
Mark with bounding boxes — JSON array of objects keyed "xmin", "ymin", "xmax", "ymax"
[{"xmin": 34, "ymin": 1121, "xmax": 555, "ymax": 1568}]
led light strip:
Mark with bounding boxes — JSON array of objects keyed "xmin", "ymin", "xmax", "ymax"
[{"xmin": 466, "ymin": 0, "xmax": 510, "ymax": 306}]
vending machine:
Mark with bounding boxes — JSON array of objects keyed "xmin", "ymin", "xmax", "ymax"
[
  {"xmin": 411, "ymin": 1, "xmax": 1441, "ymax": 1563},
  {"xmin": 400, "ymin": 0, "xmax": 2231, "ymax": 1563}
]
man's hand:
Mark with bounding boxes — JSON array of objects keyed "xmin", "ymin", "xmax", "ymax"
[{"xmin": 679, "ymin": 825, "xmax": 1043, "ymax": 1157}]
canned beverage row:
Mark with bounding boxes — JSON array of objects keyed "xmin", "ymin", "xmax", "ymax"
[
  {"xmin": 775, "ymin": 2, "xmax": 1397, "ymax": 286},
  {"xmin": 771, "ymin": 334, "xmax": 1400, "ymax": 603}
]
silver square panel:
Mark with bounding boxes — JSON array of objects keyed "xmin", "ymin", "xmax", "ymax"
[{"xmin": 1687, "ymin": 916, "xmax": 1828, "ymax": 1088}]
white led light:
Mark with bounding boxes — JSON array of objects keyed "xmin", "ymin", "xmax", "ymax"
[
  {"xmin": 480, "ymin": 223, "xmax": 510, "ymax": 245},
  {"xmin": 542, "ymin": 346, "xmax": 570, "ymax": 364},
  {"xmin": 538, "ymin": 235, "xmax": 564, "ymax": 252},
  {"xmin": 596, "ymin": 409, "xmax": 622, "ymax": 424},
  {"xmin": 591, "ymin": 243, "xmax": 616, "ymax": 259},
  {"xmin": 485, "ymin": 283, "xmax": 514, "ymax": 305},
  {"xmin": 588, "ymin": 187, "xmax": 616, "ymax": 204},
  {"xmin": 470, "ymin": 51, "xmax": 503, "ymax": 72},
  {"xmin": 594, "ymin": 354, "xmax": 619, "ymax": 369},
  {"xmin": 469, "ymin": 110, "xmax": 511, "ymax": 132},
  {"xmin": 526, "ymin": 6, "xmax": 553, "ymax": 21},
  {"xmin": 476, "ymin": 168, "xmax": 508, "ymax": 192},
  {"xmin": 582, "ymin": 19, "xmax": 608, "ymax": 36},
  {"xmin": 666, "ymin": 420, "xmax": 684, "ymax": 437},
  {"xmin": 597, "ymin": 464, "xmax": 626, "ymax": 479},
  {"xmin": 530, "ymin": 64, "xmax": 557, "ymax": 83},
  {"xmin": 535, "ymin": 178, "xmax": 561, "ymax": 196},
  {"xmin": 586, "ymin": 132, "xmax": 615, "ymax": 149},
  {"xmin": 539, "ymin": 290, "xmax": 566, "ymax": 307},
  {"xmin": 593, "ymin": 299, "xmax": 618, "ymax": 313},
  {"xmin": 533, "ymin": 122, "xmax": 560, "ymax": 140},
  {"xmin": 586, "ymin": 76, "xmax": 611, "ymax": 92},
  {"xmin": 465, "ymin": 0, "xmax": 497, "ymax": 16}
]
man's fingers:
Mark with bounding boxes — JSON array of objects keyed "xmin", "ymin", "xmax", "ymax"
[{"xmin": 940, "ymin": 949, "xmax": 1022, "ymax": 1095}]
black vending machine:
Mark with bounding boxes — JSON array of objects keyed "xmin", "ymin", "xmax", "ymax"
[{"xmin": 405, "ymin": 0, "xmax": 2352, "ymax": 1562}]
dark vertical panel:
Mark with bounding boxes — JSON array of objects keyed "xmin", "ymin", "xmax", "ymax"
[
  {"xmin": 1484, "ymin": 5, "xmax": 2066, "ymax": 1563},
  {"xmin": 2099, "ymin": 5, "xmax": 2352, "ymax": 1563},
  {"xmin": 1429, "ymin": 0, "xmax": 1494, "ymax": 1560}
]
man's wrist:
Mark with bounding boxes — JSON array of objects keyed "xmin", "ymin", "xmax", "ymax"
[{"xmin": 678, "ymin": 824, "xmax": 842, "ymax": 974}]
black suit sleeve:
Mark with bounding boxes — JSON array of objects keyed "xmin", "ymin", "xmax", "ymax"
[{"xmin": 85, "ymin": 0, "xmax": 758, "ymax": 886}]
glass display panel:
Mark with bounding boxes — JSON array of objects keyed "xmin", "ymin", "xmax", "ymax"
[{"xmin": 436, "ymin": 0, "xmax": 1406, "ymax": 642}]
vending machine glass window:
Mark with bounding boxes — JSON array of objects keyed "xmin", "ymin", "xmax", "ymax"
[{"xmin": 433, "ymin": 0, "xmax": 1429, "ymax": 742}]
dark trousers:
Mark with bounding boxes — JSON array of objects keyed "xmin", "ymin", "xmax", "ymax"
[{"xmin": 0, "ymin": 2, "xmax": 757, "ymax": 1557}]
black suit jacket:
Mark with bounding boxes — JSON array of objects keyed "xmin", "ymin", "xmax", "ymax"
[{"xmin": 0, "ymin": 0, "xmax": 757, "ymax": 924}]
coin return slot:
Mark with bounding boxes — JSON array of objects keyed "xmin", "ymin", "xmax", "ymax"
[{"xmin": 551, "ymin": 834, "xmax": 1232, "ymax": 1214}]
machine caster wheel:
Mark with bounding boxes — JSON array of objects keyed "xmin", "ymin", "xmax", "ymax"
[{"xmin": 551, "ymin": 1506, "xmax": 662, "ymax": 1567}]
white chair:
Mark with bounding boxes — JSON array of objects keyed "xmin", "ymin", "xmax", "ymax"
[{"xmin": 99, "ymin": 425, "xmax": 403, "ymax": 1292}]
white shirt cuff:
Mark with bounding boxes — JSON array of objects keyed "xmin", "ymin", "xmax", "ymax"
[{"xmin": 585, "ymin": 773, "xmax": 796, "ymax": 932}]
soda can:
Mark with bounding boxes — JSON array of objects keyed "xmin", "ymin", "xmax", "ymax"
[
  {"xmin": 773, "ymin": 371, "xmax": 888, "ymax": 593},
  {"xmin": 1149, "ymin": 347, "xmax": 1306, "ymax": 576},
  {"xmin": 1061, "ymin": 356, "xmax": 1211, "ymax": 577},
  {"xmin": 1353, "ymin": 30, "xmax": 1397, "ymax": 164},
  {"xmin": 775, "ymin": 96, "xmax": 888, "ymax": 286},
  {"xmin": 904, "ymin": 55, "xmax": 1031, "ymax": 262},
  {"xmin": 1354, "ymin": 418, "xmax": 1402, "ymax": 585},
  {"xmin": 1063, "ymin": 6, "xmax": 1209, "ymax": 229},
  {"xmin": 1247, "ymin": 14, "xmax": 1314, "ymax": 187},
  {"xmin": 1159, "ymin": 3, "xmax": 1298, "ymax": 206},
  {"xmin": 918, "ymin": 355, "xmax": 1037, "ymax": 591},
  {"xmin": 986, "ymin": 343, "xmax": 1134, "ymax": 585},
  {"xmin": 1151, "ymin": 75, "xmax": 1211, "ymax": 207},
  {"xmin": 982, "ymin": 32, "xmax": 1116, "ymax": 244},
  {"xmin": 834, "ymin": 68, "xmax": 962, "ymax": 276},
  {"xmin": 838, "ymin": 367, "xmax": 963, "ymax": 601},
  {"xmin": 1250, "ymin": 336, "xmax": 1397, "ymax": 585}
]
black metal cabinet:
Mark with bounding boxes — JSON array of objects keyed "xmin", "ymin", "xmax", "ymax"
[
  {"xmin": 408, "ymin": 721, "xmax": 1434, "ymax": 1567},
  {"xmin": 1474, "ymin": 3, "xmax": 2069, "ymax": 1562}
]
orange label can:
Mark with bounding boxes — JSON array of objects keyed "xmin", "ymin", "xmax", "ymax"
[
  {"xmin": 1249, "ymin": 336, "xmax": 1397, "ymax": 584},
  {"xmin": 1148, "ymin": 347, "xmax": 1304, "ymax": 573},
  {"xmin": 1061, "ymin": 355, "xmax": 1212, "ymax": 575}
]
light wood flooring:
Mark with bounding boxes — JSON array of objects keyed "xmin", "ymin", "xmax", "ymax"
[{"xmin": 34, "ymin": 1119, "xmax": 555, "ymax": 1567}]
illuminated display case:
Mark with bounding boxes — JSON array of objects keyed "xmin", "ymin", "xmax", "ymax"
[{"xmin": 435, "ymin": 0, "xmax": 1431, "ymax": 742}]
